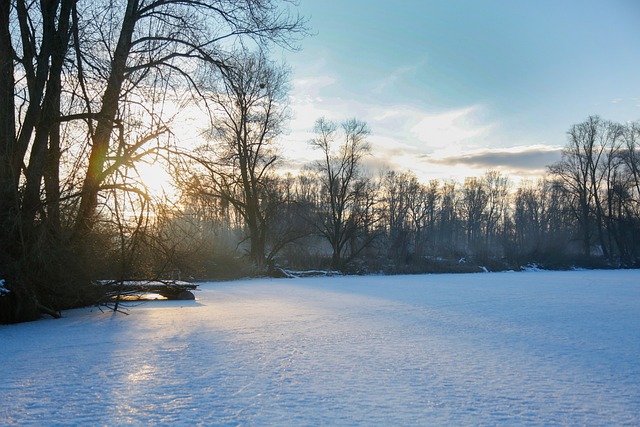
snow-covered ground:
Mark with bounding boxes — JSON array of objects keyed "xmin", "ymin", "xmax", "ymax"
[{"xmin": 1, "ymin": 270, "xmax": 639, "ymax": 426}]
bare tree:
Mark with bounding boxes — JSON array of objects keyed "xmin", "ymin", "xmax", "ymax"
[
  {"xmin": 513, "ymin": 180, "xmax": 547, "ymax": 256},
  {"xmin": 383, "ymin": 171, "xmax": 412, "ymax": 262},
  {"xmin": 186, "ymin": 51, "xmax": 290, "ymax": 267},
  {"xmin": 622, "ymin": 121, "xmax": 640, "ymax": 200},
  {"xmin": 460, "ymin": 177, "xmax": 488, "ymax": 250},
  {"xmin": 550, "ymin": 116, "xmax": 624, "ymax": 258},
  {"xmin": 0, "ymin": 0, "xmax": 16, "ymax": 250},
  {"xmin": 483, "ymin": 170, "xmax": 509, "ymax": 251},
  {"xmin": 411, "ymin": 179, "xmax": 440, "ymax": 257},
  {"xmin": 309, "ymin": 117, "xmax": 373, "ymax": 270},
  {"xmin": 438, "ymin": 181, "xmax": 460, "ymax": 254},
  {"xmin": 549, "ymin": 117, "xmax": 600, "ymax": 257}
]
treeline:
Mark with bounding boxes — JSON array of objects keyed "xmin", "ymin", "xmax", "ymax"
[{"xmin": 135, "ymin": 116, "xmax": 640, "ymax": 279}]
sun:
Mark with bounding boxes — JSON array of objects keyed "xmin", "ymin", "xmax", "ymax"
[{"xmin": 135, "ymin": 160, "xmax": 175, "ymax": 199}]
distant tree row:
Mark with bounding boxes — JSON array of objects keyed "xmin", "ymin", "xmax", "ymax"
[{"xmin": 153, "ymin": 114, "xmax": 639, "ymax": 278}]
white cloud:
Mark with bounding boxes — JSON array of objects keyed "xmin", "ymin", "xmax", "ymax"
[{"xmin": 410, "ymin": 106, "xmax": 495, "ymax": 150}]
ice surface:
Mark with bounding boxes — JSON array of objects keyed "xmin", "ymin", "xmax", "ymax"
[{"xmin": 1, "ymin": 270, "xmax": 639, "ymax": 426}]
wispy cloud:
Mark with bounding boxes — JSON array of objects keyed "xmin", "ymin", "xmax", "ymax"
[
  {"xmin": 372, "ymin": 64, "xmax": 420, "ymax": 94},
  {"xmin": 609, "ymin": 97, "xmax": 640, "ymax": 109}
]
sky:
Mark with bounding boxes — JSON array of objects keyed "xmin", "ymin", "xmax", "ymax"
[{"xmin": 276, "ymin": 0, "xmax": 640, "ymax": 184}]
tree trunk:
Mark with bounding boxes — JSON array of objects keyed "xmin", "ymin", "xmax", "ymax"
[
  {"xmin": 0, "ymin": 0, "xmax": 18, "ymax": 260},
  {"xmin": 580, "ymin": 199, "xmax": 591, "ymax": 257},
  {"xmin": 331, "ymin": 248, "xmax": 341, "ymax": 271},
  {"xmin": 44, "ymin": 102, "xmax": 62, "ymax": 234},
  {"xmin": 74, "ymin": 0, "xmax": 139, "ymax": 236},
  {"xmin": 22, "ymin": 0, "xmax": 72, "ymax": 231}
]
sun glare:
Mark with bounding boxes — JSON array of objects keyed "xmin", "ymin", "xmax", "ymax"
[{"xmin": 136, "ymin": 161, "xmax": 174, "ymax": 199}]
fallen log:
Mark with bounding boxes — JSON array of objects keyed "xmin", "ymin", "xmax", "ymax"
[{"xmin": 98, "ymin": 280, "xmax": 198, "ymax": 300}]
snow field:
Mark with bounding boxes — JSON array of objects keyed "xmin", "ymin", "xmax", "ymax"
[{"xmin": 1, "ymin": 270, "xmax": 639, "ymax": 426}]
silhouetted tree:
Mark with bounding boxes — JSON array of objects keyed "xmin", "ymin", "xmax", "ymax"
[
  {"xmin": 460, "ymin": 177, "xmax": 488, "ymax": 251},
  {"xmin": 309, "ymin": 117, "xmax": 372, "ymax": 270},
  {"xmin": 190, "ymin": 51, "xmax": 291, "ymax": 267},
  {"xmin": 483, "ymin": 170, "xmax": 509, "ymax": 251},
  {"xmin": 383, "ymin": 171, "xmax": 412, "ymax": 262}
]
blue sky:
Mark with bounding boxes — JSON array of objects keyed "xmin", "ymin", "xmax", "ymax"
[{"xmin": 279, "ymin": 0, "xmax": 640, "ymax": 182}]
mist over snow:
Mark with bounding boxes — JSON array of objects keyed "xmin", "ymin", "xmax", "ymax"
[{"xmin": 1, "ymin": 270, "xmax": 639, "ymax": 426}]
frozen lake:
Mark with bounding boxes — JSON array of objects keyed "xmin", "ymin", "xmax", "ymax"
[{"xmin": 1, "ymin": 270, "xmax": 639, "ymax": 426}]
